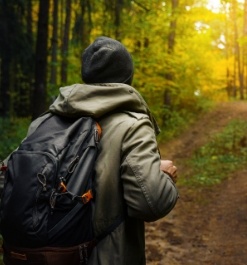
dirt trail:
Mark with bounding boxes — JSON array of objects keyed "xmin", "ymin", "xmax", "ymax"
[{"xmin": 145, "ymin": 101, "xmax": 247, "ymax": 265}]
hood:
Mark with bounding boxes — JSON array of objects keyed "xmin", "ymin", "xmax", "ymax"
[{"xmin": 49, "ymin": 83, "xmax": 160, "ymax": 135}]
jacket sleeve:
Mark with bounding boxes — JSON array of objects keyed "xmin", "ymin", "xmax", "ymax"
[{"xmin": 121, "ymin": 116, "xmax": 178, "ymax": 222}]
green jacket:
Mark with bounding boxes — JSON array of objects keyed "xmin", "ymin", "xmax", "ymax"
[{"xmin": 28, "ymin": 83, "xmax": 179, "ymax": 265}]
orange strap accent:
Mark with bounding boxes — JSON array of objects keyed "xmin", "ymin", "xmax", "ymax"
[
  {"xmin": 59, "ymin": 181, "xmax": 67, "ymax": 193},
  {"xmin": 96, "ymin": 122, "xmax": 102, "ymax": 139},
  {"xmin": 81, "ymin": 189, "xmax": 93, "ymax": 204}
]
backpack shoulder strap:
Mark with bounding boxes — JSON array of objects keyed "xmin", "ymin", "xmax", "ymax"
[{"xmin": 26, "ymin": 112, "xmax": 53, "ymax": 137}]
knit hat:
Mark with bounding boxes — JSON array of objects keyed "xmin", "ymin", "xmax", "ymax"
[{"xmin": 82, "ymin": 36, "xmax": 134, "ymax": 85}]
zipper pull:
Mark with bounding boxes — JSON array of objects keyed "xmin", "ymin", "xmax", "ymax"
[{"xmin": 68, "ymin": 156, "xmax": 80, "ymax": 174}]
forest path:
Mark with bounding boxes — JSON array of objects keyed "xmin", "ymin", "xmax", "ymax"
[{"xmin": 146, "ymin": 101, "xmax": 247, "ymax": 265}]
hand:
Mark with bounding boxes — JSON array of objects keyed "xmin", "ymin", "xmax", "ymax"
[{"xmin": 160, "ymin": 160, "xmax": 178, "ymax": 183}]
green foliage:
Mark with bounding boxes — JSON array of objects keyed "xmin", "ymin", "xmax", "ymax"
[
  {"xmin": 2, "ymin": 0, "xmax": 246, "ymax": 123},
  {"xmin": 0, "ymin": 118, "xmax": 30, "ymax": 160},
  {"xmin": 183, "ymin": 119, "xmax": 247, "ymax": 186},
  {"xmin": 157, "ymin": 108, "xmax": 193, "ymax": 141},
  {"xmin": 156, "ymin": 96, "xmax": 213, "ymax": 142}
]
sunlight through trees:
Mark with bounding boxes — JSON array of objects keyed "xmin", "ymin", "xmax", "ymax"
[{"xmin": 0, "ymin": 0, "xmax": 247, "ymax": 124}]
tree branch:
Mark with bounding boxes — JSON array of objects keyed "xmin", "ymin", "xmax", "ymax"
[{"xmin": 132, "ymin": 1, "xmax": 150, "ymax": 12}]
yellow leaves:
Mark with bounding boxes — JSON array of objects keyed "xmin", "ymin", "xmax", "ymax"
[{"xmin": 46, "ymin": 0, "xmax": 246, "ymax": 107}]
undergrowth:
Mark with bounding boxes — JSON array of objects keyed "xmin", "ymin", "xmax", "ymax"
[
  {"xmin": 157, "ymin": 99, "xmax": 214, "ymax": 142},
  {"xmin": 0, "ymin": 117, "xmax": 30, "ymax": 160},
  {"xmin": 182, "ymin": 119, "xmax": 247, "ymax": 186}
]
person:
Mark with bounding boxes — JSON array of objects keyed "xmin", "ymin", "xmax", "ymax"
[{"xmin": 1, "ymin": 36, "xmax": 178, "ymax": 265}]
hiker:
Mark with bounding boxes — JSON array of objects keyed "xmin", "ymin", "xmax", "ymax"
[{"xmin": 0, "ymin": 36, "xmax": 178, "ymax": 265}]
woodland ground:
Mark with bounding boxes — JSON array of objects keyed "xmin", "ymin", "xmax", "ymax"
[{"xmin": 145, "ymin": 101, "xmax": 247, "ymax": 265}]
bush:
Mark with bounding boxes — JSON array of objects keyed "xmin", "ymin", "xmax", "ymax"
[{"xmin": 183, "ymin": 119, "xmax": 247, "ymax": 186}]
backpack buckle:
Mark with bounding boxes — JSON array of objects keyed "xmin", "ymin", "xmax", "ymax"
[{"xmin": 81, "ymin": 189, "xmax": 93, "ymax": 204}]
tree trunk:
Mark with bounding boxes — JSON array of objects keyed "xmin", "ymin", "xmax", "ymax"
[
  {"xmin": 32, "ymin": 0, "xmax": 50, "ymax": 120},
  {"xmin": 50, "ymin": 0, "xmax": 59, "ymax": 87},
  {"xmin": 26, "ymin": 0, "xmax": 33, "ymax": 43},
  {"xmin": 243, "ymin": 0, "xmax": 247, "ymax": 98},
  {"xmin": 73, "ymin": 0, "xmax": 92, "ymax": 50},
  {"xmin": 223, "ymin": 2, "xmax": 233, "ymax": 98},
  {"xmin": 232, "ymin": 0, "xmax": 244, "ymax": 99},
  {"xmin": 82, "ymin": 0, "xmax": 93, "ymax": 48},
  {"xmin": 18, "ymin": 0, "xmax": 34, "ymax": 117},
  {"xmin": 61, "ymin": 0, "xmax": 72, "ymax": 84},
  {"xmin": 0, "ymin": 1, "xmax": 11, "ymax": 117},
  {"xmin": 163, "ymin": 0, "xmax": 179, "ymax": 117},
  {"xmin": 114, "ymin": 0, "xmax": 122, "ymax": 40}
]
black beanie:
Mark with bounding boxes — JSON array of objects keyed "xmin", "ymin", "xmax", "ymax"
[{"xmin": 82, "ymin": 36, "xmax": 134, "ymax": 85}]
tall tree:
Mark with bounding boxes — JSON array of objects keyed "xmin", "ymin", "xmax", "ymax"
[
  {"xmin": 243, "ymin": 0, "xmax": 247, "ymax": 97},
  {"xmin": 232, "ymin": 0, "xmax": 244, "ymax": 99},
  {"xmin": 17, "ymin": 0, "xmax": 34, "ymax": 117},
  {"xmin": 163, "ymin": 0, "xmax": 179, "ymax": 115},
  {"xmin": 50, "ymin": 0, "xmax": 59, "ymax": 87},
  {"xmin": 114, "ymin": 0, "xmax": 123, "ymax": 39},
  {"xmin": 0, "ymin": 0, "xmax": 33, "ymax": 117},
  {"xmin": 61, "ymin": 0, "xmax": 72, "ymax": 84},
  {"xmin": 26, "ymin": 0, "xmax": 33, "ymax": 39},
  {"xmin": 0, "ymin": 1, "xmax": 11, "ymax": 117},
  {"xmin": 72, "ymin": 0, "xmax": 93, "ymax": 50},
  {"xmin": 223, "ymin": 1, "xmax": 233, "ymax": 98},
  {"xmin": 32, "ymin": 0, "xmax": 50, "ymax": 119}
]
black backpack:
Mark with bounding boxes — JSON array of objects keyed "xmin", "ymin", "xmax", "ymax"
[{"xmin": 0, "ymin": 113, "xmax": 102, "ymax": 248}]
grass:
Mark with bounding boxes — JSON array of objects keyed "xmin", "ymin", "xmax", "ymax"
[{"xmin": 181, "ymin": 119, "xmax": 247, "ymax": 186}]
